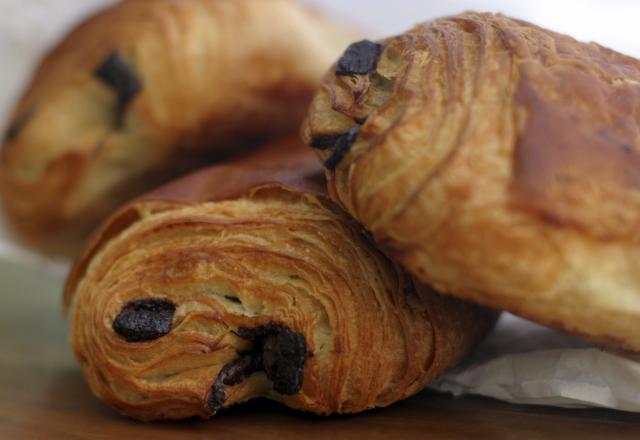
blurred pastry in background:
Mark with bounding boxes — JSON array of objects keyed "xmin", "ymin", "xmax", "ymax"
[
  {"xmin": 64, "ymin": 136, "xmax": 496, "ymax": 420},
  {"xmin": 302, "ymin": 12, "xmax": 640, "ymax": 351},
  {"xmin": 0, "ymin": 0, "xmax": 352, "ymax": 254}
]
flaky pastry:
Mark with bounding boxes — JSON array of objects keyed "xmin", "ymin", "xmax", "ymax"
[
  {"xmin": 302, "ymin": 12, "xmax": 640, "ymax": 350},
  {"xmin": 63, "ymin": 137, "xmax": 495, "ymax": 420}
]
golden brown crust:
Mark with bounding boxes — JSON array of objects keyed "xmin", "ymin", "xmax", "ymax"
[
  {"xmin": 0, "ymin": 0, "xmax": 353, "ymax": 252},
  {"xmin": 302, "ymin": 12, "xmax": 640, "ymax": 350},
  {"xmin": 65, "ymin": 137, "xmax": 495, "ymax": 420}
]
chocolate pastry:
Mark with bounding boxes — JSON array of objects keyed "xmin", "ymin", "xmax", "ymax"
[
  {"xmin": 302, "ymin": 12, "xmax": 640, "ymax": 350},
  {"xmin": 64, "ymin": 137, "xmax": 496, "ymax": 421},
  {"xmin": 0, "ymin": 0, "xmax": 352, "ymax": 252}
]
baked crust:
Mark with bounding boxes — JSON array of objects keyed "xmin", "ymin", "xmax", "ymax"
[
  {"xmin": 63, "ymin": 137, "xmax": 495, "ymax": 420},
  {"xmin": 302, "ymin": 12, "xmax": 640, "ymax": 350},
  {"xmin": 0, "ymin": 0, "xmax": 352, "ymax": 250}
]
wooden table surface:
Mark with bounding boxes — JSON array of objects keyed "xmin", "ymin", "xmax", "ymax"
[{"xmin": 1, "ymin": 259, "xmax": 639, "ymax": 440}]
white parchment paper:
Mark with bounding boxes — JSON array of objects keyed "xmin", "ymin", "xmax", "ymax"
[
  {"xmin": 430, "ymin": 314, "xmax": 640, "ymax": 412},
  {"xmin": 2, "ymin": 0, "xmax": 640, "ymax": 413}
]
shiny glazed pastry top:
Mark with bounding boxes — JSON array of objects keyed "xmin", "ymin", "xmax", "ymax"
[
  {"xmin": 0, "ymin": 0, "xmax": 351, "ymax": 250},
  {"xmin": 64, "ymin": 137, "xmax": 495, "ymax": 420},
  {"xmin": 302, "ymin": 12, "xmax": 640, "ymax": 350}
]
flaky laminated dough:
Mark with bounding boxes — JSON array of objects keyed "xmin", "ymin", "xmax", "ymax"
[
  {"xmin": 302, "ymin": 12, "xmax": 640, "ymax": 350},
  {"xmin": 63, "ymin": 137, "xmax": 495, "ymax": 420},
  {"xmin": 0, "ymin": 0, "xmax": 352, "ymax": 250}
]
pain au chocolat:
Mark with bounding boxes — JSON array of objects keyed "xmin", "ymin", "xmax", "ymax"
[
  {"xmin": 63, "ymin": 137, "xmax": 495, "ymax": 420},
  {"xmin": 0, "ymin": 0, "xmax": 351, "ymax": 251},
  {"xmin": 302, "ymin": 12, "xmax": 640, "ymax": 350}
]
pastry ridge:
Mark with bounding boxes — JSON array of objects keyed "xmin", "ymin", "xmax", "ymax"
[{"xmin": 302, "ymin": 12, "xmax": 640, "ymax": 350}]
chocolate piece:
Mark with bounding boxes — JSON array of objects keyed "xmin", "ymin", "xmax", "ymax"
[
  {"xmin": 219, "ymin": 354, "xmax": 261, "ymax": 386},
  {"xmin": 207, "ymin": 323, "xmax": 307, "ymax": 414},
  {"xmin": 112, "ymin": 299, "xmax": 175, "ymax": 343},
  {"xmin": 324, "ymin": 127, "xmax": 360, "ymax": 170},
  {"xmin": 207, "ymin": 354, "xmax": 260, "ymax": 415},
  {"xmin": 94, "ymin": 51, "xmax": 142, "ymax": 126},
  {"xmin": 207, "ymin": 382, "xmax": 226, "ymax": 415},
  {"xmin": 310, "ymin": 133, "xmax": 344, "ymax": 150},
  {"xmin": 4, "ymin": 108, "xmax": 35, "ymax": 143},
  {"xmin": 234, "ymin": 325, "xmax": 270, "ymax": 340},
  {"xmin": 237, "ymin": 324, "xmax": 307, "ymax": 395},
  {"xmin": 262, "ymin": 329, "xmax": 306, "ymax": 395},
  {"xmin": 336, "ymin": 40, "xmax": 384, "ymax": 76}
]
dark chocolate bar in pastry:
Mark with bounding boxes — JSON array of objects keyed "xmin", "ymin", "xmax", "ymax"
[
  {"xmin": 0, "ymin": 0, "xmax": 352, "ymax": 252},
  {"xmin": 302, "ymin": 12, "xmax": 640, "ymax": 351},
  {"xmin": 63, "ymin": 137, "xmax": 496, "ymax": 421}
]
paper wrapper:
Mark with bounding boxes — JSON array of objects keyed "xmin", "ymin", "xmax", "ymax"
[
  {"xmin": 2, "ymin": 0, "xmax": 640, "ymax": 415},
  {"xmin": 430, "ymin": 314, "xmax": 640, "ymax": 412}
]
